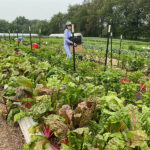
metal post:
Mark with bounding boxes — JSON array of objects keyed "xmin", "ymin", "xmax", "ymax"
[
  {"xmin": 39, "ymin": 29, "xmax": 41, "ymax": 48},
  {"xmin": 104, "ymin": 25, "xmax": 111, "ymax": 71},
  {"xmin": 72, "ymin": 24, "xmax": 76, "ymax": 72},
  {"xmin": 29, "ymin": 26, "xmax": 32, "ymax": 51},
  {"xmin": 110, "ymin": 32, "xmax": 113, "ymax": 67},
  {"xmin": 9, "ymin": 30, "xmax": 11, "ymax": 44},
  {"xmin": 17, "ymin": 29, "xmax": 19, "ymax": 47},
  {"xmin": 4, "ymin": 34, "xmax": 6, "ymax": 41},
  {"xmin": 118, "ymin": 35, "xmax": 122, "ymax": 67},
  {"xmin": 13, "ymin": 31, "xmax": 15, "ymax": 43}
]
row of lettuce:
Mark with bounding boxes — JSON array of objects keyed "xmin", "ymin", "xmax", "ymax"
[{"xmin": 0, "ymin": 43, "xmax": 150, "ymax": 150}]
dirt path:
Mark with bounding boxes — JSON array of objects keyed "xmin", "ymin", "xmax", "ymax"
[{"xmin": 0, "ymin": 104, "xmax": 25, "ymax": 150}]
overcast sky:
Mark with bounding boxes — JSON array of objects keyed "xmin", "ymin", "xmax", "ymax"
[{"xmin": 0, "ymin": 0, "xmax": 83, "ymax": 22}]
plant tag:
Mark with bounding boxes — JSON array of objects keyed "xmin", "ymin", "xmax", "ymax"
[
  {"xmin": 4, "ymin": 84, "xmax": 8, "ymax": 89},
  {"xmin": 72, "ymin": 24, "xmax": 74, "ymax": 33},
  {"xmin": 29, "ymin": 26, "xmax": 31, "ymax": 31},
  {"xmin": 111, "ymin": 32, "xmax": 113, "ymax": 37},
  {"xmin": 108, "ymin": 25, "xmax": 111, "ymax": 33},
  {"xmin": 121, "ymin": 35, "xmax": 123, "ymax": 39}
]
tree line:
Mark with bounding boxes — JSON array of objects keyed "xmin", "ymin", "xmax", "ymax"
[{"xmin": 0, "ymin": 0, "xmax": 150, "ymax": 39}]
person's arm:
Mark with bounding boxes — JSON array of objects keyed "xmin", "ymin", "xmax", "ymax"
[{"xmin": 64, "ymin": 30, "xmax": 72, "ymax": 44}]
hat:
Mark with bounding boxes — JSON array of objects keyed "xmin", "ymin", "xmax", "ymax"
[{"xmin": 66, "ymin": 21, "xmax": 72, "ymax": 26}]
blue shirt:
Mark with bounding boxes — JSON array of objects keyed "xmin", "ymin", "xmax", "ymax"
[
  {"xmin": 18, "ymin": 37, "xmax": 24, "ymax": 41},
  {"xmin": 64, "ymin": 29, "xmax": 72, "ymax": 46}
]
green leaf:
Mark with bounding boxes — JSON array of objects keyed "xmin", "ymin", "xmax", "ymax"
[
  {"xmin": 28, "ymin": 124, "xmax": 42, "ymax": 134},
  {"xmin": 29, "ymin": 100, "xmax": 51, "ymax": 122},
  {"xmin": 60, "ymin": 144, "xmax": 71, "ymax": 150},
  {"xmin": 44, "ymin": 114, "xmax": 68, "ymax": 139},
  {"xmin": 104, "ymin": 137, "xmax": 125, "ymax": 150},
  {"xmin": 128, "ymin": 130, "xmax": 148, "ymax": 148},
  {"xmin": 17, "ymin": 76, "xmax": 33, "ymax": 89},
  {"xmin": 67, "ymin": 127, "xmax": 92, "ymax": 150},
  {"xmin": 24, "ymin": 135, "xmax": 49, "ymax": 150},
  {"xmin": 7, "ymin": 108, "xmax": 20, "ymax": 123},
  {"xmin": 14, "ymin": 111, "xmax": 29, "ymax": 122}
]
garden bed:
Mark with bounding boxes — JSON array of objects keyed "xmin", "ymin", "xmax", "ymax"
[{"xmin": 0, "ymin": 104, "xmax": 25, "ymax": 150}]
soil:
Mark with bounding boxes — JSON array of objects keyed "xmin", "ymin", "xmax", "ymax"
[{"xmin": 0, "ymin": 104, "xmax": 25, "ymax": 150}]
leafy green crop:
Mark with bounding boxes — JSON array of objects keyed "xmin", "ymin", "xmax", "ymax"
[{"xmin": 0, "ymin": 41, "xmax": 150, "ymax": 150}]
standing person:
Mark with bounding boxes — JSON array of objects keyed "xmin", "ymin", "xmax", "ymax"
[{"xmin": 64, "ymin": 21, "xmax": 76, "ymax": 58}]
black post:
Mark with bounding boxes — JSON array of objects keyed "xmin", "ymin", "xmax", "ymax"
[
  {"xmin": 118, "ymin": 35, "xmax": 122, "ymax": 67},
  {"xmin": 72, "ymin": 24, "xmax": 76, "ymax": 72},
  {"xmin": 135, "ymin": 52, "xmax": 137, "ymax": 58},
  {"xmin": 17, "ymin": 29, "xmax": 19, "ymax": 47},
  {"xmin": 4, "ymin": 34, "xmax": 6, "ymax": 41},
  {"xmin": 110, "ymin": 32, "xmax": 113, "ymax": 67},
  {"xmin": 104, "ymin": 25, "xmax": 111, "ymax": 71},
  {"xmin": 9, "ymin": 30, "xmax": 11, "ymax": 44},
  {"xmin": 29, "ymin": 26, "xmax": 32, "ymax": 51},
  {"xmin": 39, "ymin": 29, "xmax": 41, "ymax": 48},
  {"xmin": 13, "ymin": 31, "xmax": 15, "ymax": 43}
]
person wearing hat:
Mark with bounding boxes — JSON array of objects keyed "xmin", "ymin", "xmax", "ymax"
[{"xmin": 64, "ymin": 21, "xmax": 76, "ymax": 58}]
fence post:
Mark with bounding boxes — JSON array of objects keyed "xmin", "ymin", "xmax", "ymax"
[
  {"xmin": 39, "ymin": 29, "xmax": 41, "ymax": 48},
  {"xmin": 9, "ymin": 30, "xmax": 11, "ymax": 44},
  {"xmin": 72, "ymin": 24, "xmax": 76, "ymax": 72},
  {"xmin": 17, "ymin": 29, "xmax": 19, "ymax": 47},
  {"xmin": 118, "ymin": 34, "xmax": 122, "ymax": 67},
  {"xmin": 29, "ymin": 26, "xmax": 32, "ymax": 51},
  {"xmin": 110, "ymin": 32, "xmax": 113, "ymax": 67},
  {"xmin": 104, "ymin": 25, "xmax": 111, "ymax": 71}
]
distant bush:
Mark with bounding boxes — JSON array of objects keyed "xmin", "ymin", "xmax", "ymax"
[
  {"xmin": 128, "ymin": 56, "xmax": 145, "ymax": 71},
  {"xmin": 128, "ymin": 45, "xmax": 136, "ymax": 51}
]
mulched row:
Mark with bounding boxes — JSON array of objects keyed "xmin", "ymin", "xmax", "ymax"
[{"xmin": 0, "ymin": 104, "xmax": 25, "ymax": 150}]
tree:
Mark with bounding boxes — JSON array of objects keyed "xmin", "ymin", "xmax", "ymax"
[
  {"xmin": 0, "ymin": 0, "xmax": 150, "ymax": 38},
  {"xmin": 0, "ymin": 19, "xmax": 9, "ymax": 33},
  {"xmin": 40, "ymin": 20, "xmax": 50, "ymax": 35},
  {"xmin": 12, "ymin": 16, "xmax": 30, "ymax": 33},
  {"xmin": 49, "ymin": 12, "xmax": 68, "ymax": 34},
  {"xmin": 67, "ymin": 4, "xmax": 89, "ymax": 35}
]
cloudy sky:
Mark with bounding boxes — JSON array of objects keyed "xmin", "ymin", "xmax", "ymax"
[{"xmin": 0, "ymin": 0, "xmax": 83, "ymax": 22}]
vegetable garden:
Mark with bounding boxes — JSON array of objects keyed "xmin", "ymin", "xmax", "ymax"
[{"xmin": 0, "ymin": 36, "xmax": 150, "ymax": 150}]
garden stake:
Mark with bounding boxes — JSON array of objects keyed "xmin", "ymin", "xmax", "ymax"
[
  {"xmin": 72, "ymin": 24, "xmax": 76, "ymax": 72},
  {"xmin": 39, "ymin": 29, "xmax": 41, "ymax": 48},
  {"xmin": 3, "ymin": 34, "xmax": 5, "ymax": 44},
  {"xmin": 110, "ymin": 32, "xmax": 113, "ymax": 67},
  {"xmin": 9, "ymin": 30, "xmax": 11, "ymax": 44},
  {"xmin": 13, "ymin": 31, "xmax": 15, "ymax": 43},
  {"xmin": 17, "ymin": 29, "xmax": 19, "ymax": 47},
  {"xmin": 135, "ymin": 52, "xmax": 137, "ymax": 58},
  {"xmin": 118, "ymin": 34, "xmax": 122, "ymax": 67},
  {"xmin": 104, "ymin": 25, "xmax": 111, "ymax": 71},
  {"xmin": 29, "ymin": 26, "xmax": 32, "ymax": 51},
  {"xmin": 4, "ymin": 34, "xmax": 6, "ymax": 41}
]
